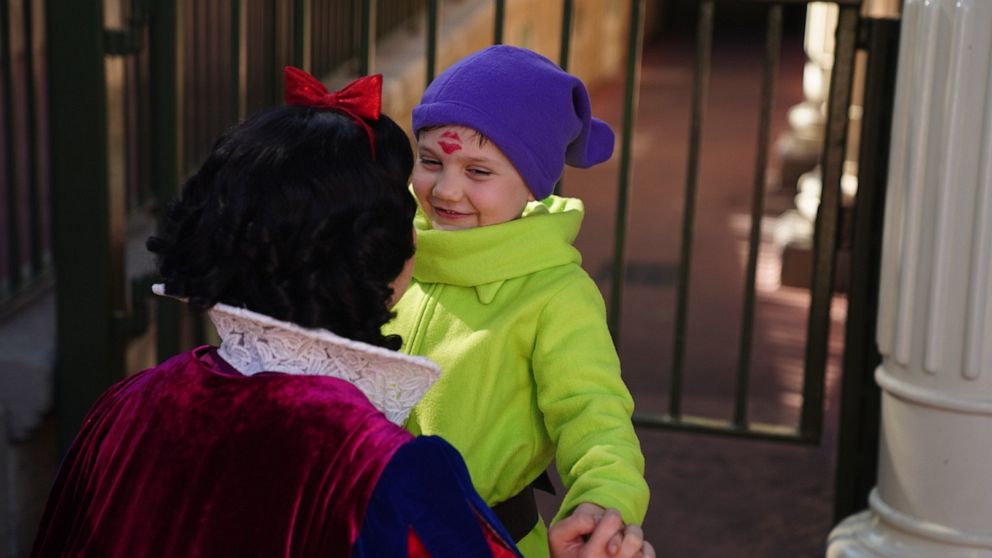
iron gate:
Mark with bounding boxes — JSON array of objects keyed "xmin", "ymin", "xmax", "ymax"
[{"xmin": 40, "ymin": 0, "xmax": 900, "ymax": 524}]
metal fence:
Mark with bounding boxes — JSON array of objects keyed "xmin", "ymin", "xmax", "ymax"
[
  {"xmin": 624, "ymin": 0, "xmax": 862, "ymax": 444},
  {"xmin": 113, "ymin": 0, "xmax": 429, "ymax": 210}
]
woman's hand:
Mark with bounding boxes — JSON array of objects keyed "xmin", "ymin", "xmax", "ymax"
[{"xmin": 549, "ymin": 506, "xmax": 655, "ymax": 558}]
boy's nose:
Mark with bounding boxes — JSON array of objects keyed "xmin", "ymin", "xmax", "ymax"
[{"xmin": 431, "ymin": 174, "xmax": 461, "ymax": 201}]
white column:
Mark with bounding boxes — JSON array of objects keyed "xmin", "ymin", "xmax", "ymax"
[{"xmin": 826, "ymin": 0, "xmax": 992, "ymax": 556}]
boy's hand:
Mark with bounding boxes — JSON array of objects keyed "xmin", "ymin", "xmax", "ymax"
[
  {"xmin": 573, "ymin": 503, "xmax": 620, "ymax": 554},
  {"xmin": 549, "ymin": 507, "xmax": 655, "ymax": 558}
]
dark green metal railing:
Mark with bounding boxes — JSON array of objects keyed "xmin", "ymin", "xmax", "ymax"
[
  {"xmin": 798, "ymin": 3, "xmax": 859, "ymax": 442},
  {"xmin": 733, "ymin": 5, "xmax": 782, "ymax": 428},
  {"xmin": 492, "ymin": 0, "xmax": 505, "ymax": 44},
  {"xmin": 49, "ymin": 0, "xmax": 123, "ymax": 449},
  {"xmin": 425, "ymin": 0, "xmax": 438, "ymax": 83},
  {"xmin": 627, "ymin": 0, "xmax": 862, "ymax": 444},
  {"xmin": 607, "ymin": 0, "xmax": 646, "ymax": 340},
  {"xmin": 652, "ymin": 0, "xmax": 716, "ymax": 422}
]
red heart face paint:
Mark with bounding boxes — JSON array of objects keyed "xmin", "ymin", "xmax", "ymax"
[{"xmin": 438, "ymin": 130, "xmax": 463, "ymax": 153}]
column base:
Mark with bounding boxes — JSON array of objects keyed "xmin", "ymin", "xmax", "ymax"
[{"xmin": 827, "ymin": 492, "xmax": 992, "ymax": 558}]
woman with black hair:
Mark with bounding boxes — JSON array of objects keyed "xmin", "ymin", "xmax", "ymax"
[{"xmin": 30, "ymin": 68, "xmax": 652, "ymax": 558}]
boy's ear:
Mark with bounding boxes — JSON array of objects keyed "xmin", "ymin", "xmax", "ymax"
[{"xmin": 528, "ymin": 192, "xmax": 536, "ymax": 202}]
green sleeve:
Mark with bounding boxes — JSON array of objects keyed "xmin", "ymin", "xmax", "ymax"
[{"xmin": 532, "ymin": 274, "xmax": 650, "ymax": 525}]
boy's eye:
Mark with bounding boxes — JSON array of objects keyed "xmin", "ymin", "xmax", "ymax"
[
  {"xmin": 467, "ymin": 167, "xmax": 492, "ymax": 177},
  {"xmin": 419, "ymin": 157, "xmax": 441, "ymax": 168}
]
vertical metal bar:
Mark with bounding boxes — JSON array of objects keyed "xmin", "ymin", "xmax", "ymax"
[
  {"xmin": 32, "ymin": 0, "xmax": 50, "ymax": 267},
  {"xmin": 322, "ymin": 0, "xmax": 332, "ymax": 75},
  {"xmin": 293, "ymin": 0, "xmax": 311, "ymax": 71},
  {"xmin": 669, "ymin": 0, "xmax": 714, "ymax": 418},
  {"xmin": 3, "ymin": 0, "xmax": 31, "ymax": 290},
  {"xmin": 104, "ymin": 0, "xmax": 127, "ymax": 323},
  {"xmin": 293, "ymin": 0, "xmax": 302, "ymax": 69},
  {"xmin": 199, "ymin": 15, "xmax": 209, "ymax": 143},
  {"xmin": 48, "ymin": 0, "xmax": 123, "ymax": 449},
  {"xmin": 834, "ymin": 14, "xmax": 900, "ymax": 522},
  {"xmin": 34, "ymin": 0, "xmax": 52, "ymax": 269},
  {"xmin": 333, "ymin": 0, "xmax": 343, "ymax": 71},
  {"xmin": 21, "ymin": 0, "xmax": 41, "ymax": 276},
  {"xmin": 214, "ymin": 0, "xmax": 226, "ymax": 133},
  {"xmin": 35, "ymin": 0, "xmax": 52, "ymax": 269},
  {"xmin": 376, "ymin": 0, "xmax": 385, "ymax": 41},
  {"xmin": 208, "ymin": 1, "xmax": 216, "ymax": 147},
  {"xmin": 733, "ymin": 3, "xmax": 782, "ymax": 427},
  {"xmin": 124, "ymin": 49, "xmax": 137, "ymax": 210},
  {"xmin": 359, "ymin": 0, "xmax": 376, "ymax": 75},
  {"xmin": 493, "ymin": 0, "xmax": 505, "ymax": 44},
  {"xmin": 264, "ymin": 1, "xmax": 276, "ymax": 107},
  {"xmin": 553, "ymin": 0, "xmax": 575, "ymax": 197},
  {"xmin": 206, "ymin": 0, "xmax": 217, "ymax": 141},
  {"xmin": 558, "ymin": 0, "xmax": 574, "ymax": 71},
  {"xmin": 344, "ymin": 0, "xmax": 352, "ymax": 70},
  {"xmin": 270, "ymin": 0, "xmax": 281, "ymax": 105},
  {"xmin": 136, "ymin": 3, "xmax": 152, "ymax": 208},
  {"xmin": 800, "ymin": 4, "xmax": 860, "ymax": 441},
  {"xmin": 0, "ymin": 0, "xmax": 17, "ymax": 297},
  {"xmin": 310, "ymin": 0, "xmax": 319, "ymax": 74},
  {"xmin": 425, "ymin": 0, "xmax": 438, "ymax": 85},
  {"xmin": 246, "ymin": 2, "xmax": 256, "ymax": 110},
  {"xmin": 212, "ymin": 1, "xmax": 222, "ymax": 138},
  {"xmin": 321, "ymin": 2, "xmax": 340, "ymax": 71},
  {"xmin": 180, "ymin": 0, "xmax": 191, "ymax": 165},
  {"xmin": 149, "ymin": 0, "xmax": 184, "ymax": 361},
  {"xmin": 232, "ymin": 0, "xmax": 246, "ymax": 121},
  {"xmin": 311, "ymin": 0, "xmax": 321, "ymax": 74},
  {"xmin": 191, "ymin": 1, "xmax": 203, "ymax": 165},
  {"xmin": 607, "ymin": 0, "xmax": 646, "ymax": 342}
]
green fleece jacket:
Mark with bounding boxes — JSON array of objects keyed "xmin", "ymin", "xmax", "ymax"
[{"xmin": 385, "ymin": 196, "xmax": 649, "ymax": 557}]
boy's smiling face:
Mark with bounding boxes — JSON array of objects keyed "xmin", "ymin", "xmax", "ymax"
[{"xmin": 412, "ymin": 125, "xmax": 534, "ymax": 230}]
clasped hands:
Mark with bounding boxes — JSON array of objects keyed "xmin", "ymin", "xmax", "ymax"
[{"xmin": 548, "ymin": 503, "xmax": 655, "ymax": 558}]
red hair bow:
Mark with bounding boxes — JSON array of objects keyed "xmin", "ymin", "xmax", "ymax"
[{"xmin": 283, "ymin": 66, "xmax": 382, "ymax": 157}]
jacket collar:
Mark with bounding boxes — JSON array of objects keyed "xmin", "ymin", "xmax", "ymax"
[{"xmin": 412, "ymin": 195, "xmax": 584, "ymax": 290}]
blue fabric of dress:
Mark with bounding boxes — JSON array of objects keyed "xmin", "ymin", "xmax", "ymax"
[{"xmin": 355, "ymin": 435, "xmax": 521, "ymax": 557}]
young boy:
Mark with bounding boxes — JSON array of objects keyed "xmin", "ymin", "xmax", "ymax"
[{"xmin": 385, "ymin": 45, "xmax": 649, "ymax": 557}]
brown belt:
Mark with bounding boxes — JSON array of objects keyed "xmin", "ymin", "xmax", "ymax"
[{"xmin": 491, "ymin": 471, "xmax": 556, "ymax": 543}]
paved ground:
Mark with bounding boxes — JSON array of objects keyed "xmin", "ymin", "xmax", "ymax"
[{"xmin": 535, "ymin": 28, "xmax": 849, "ymax": 558}]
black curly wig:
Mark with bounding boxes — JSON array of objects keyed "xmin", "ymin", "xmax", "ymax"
[{"xmin": 147, "ymin": 105, "xmax": 416, "ymax": 349}]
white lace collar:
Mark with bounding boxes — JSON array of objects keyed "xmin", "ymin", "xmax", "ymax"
[{"xmin": 152, "ymin": 284, "xmax": 440, "ymax": 425}]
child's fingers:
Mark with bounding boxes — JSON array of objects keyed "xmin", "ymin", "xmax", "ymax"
[
  {"xmin": 550, "ymin": 512, "xmax": 598, "ymax": 542},
  {"xmin": 640, "ymin": 540, "xmax": 656, "ymax": 558},
  {"xmin": 614, "ymin": 523, "xmax": 645, "ymax": 557},
  {"xmin": 573, "ymin": 502, "xmax": 607, "ymax": 522},
  {"xmin": 606, "ymin": 531, "xmax": 623, "ymax": 555},
  {"xmin": 584, "ymin": 509, "xmax": 624, "ymax": 555}
]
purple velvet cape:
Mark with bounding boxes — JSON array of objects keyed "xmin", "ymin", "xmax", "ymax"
[{"xmin": 32, "ymin": 347, "xmax": 417, "ymax": 557}]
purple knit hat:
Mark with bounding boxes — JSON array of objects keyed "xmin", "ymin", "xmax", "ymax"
[{"xmin": 412, "ymin": 45, "xmax": 615, "ymax": 200}]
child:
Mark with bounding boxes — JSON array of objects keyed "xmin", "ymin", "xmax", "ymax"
[{"xmin": 385, "ymin": 45, "xmax": 650, "ymax": 557}]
